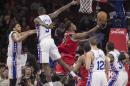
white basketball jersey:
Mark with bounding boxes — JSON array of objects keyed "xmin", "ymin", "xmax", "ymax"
[
  {"xmin": 36, "ymin": 15, "xmax": 52, "ymax": 42},
  {"xmin": 7, "ymin": 31, "xmax": 22, "ymax": 57},
  {"xmin": 109, "ymin": 49, "xmax": 125, "ymax": 72},
  {"xmin": 91, "ymin": 49, "xmax": 105, "ymax": 72}
]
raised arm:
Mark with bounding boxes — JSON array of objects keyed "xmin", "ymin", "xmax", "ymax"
[
  {"xmin": 12, "ymin": 30, "xmax": 36, "ymax": 42},
  {"xmin": 49, "ymin": 0, "xmax": 78, "ymax": 19}
]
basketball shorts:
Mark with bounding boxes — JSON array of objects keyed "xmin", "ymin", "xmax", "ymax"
[
  {"xmin": 108, "ymin": 71, "xmax": 128, "ymax": 86},
  {"xmin": 38, "ymin": 38, "xmax": 61, "ymax": 63},
  {"xmin": 87, "ymin": 71, "xmax": 107, "ymax": 86},
  {"xmin": 7, "ymin": 57, "xmax": 22, "ymax": 79}
]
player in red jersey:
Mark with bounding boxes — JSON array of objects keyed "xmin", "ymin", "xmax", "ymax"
[
  {"xmin": 55, "ymin": 20, "xmax": 101, "ymax": 75},
  {"xmin": 73, "ymin": 41, "xmax": 91, "ymax": 86}
]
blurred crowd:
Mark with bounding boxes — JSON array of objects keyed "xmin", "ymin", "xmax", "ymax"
[{"xmin": 0, "ymin": 0, "xmax": 130, "ymax": 86}]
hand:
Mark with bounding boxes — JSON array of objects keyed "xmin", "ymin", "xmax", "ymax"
[
  {"xmin": 48, "ymin": 23, "xmax": 56, "ymax": 29},
  {"xmin": 71, "ymin": 0, "xmax": 79, "ymax": 5}
]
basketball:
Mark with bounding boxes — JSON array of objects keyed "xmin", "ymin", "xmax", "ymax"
[{"xmin": 97, "ymin": 11, "xmax": 108, "ymax": 25}]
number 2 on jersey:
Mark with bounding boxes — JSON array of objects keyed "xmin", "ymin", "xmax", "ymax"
[{"xmin": 97, "ymin": 61, "xmax": 104, "ymax": 70}]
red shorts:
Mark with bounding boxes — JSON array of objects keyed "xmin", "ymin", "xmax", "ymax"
[
  {"xmin": 55, "ymin": 55, "xmax": 75, "ymax": 75},
  {"xmin": 55, "ymin": 63, "xmax": 67, "ymax": 75}
]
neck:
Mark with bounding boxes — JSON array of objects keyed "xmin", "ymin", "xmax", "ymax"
[
  {"xmin": 91, "ymin": 45, "xmax": 98, "ymax": 50},
  {"xmin": 67, "ymin": 30, "xmax": 75, "ymax": 33}
]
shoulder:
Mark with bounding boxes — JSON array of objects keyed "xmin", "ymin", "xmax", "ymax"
[
  {"xmin": 11, "ymin": 31, "xmax": 19, "ymax": 38},
  {"xmin": 10, "ymin": 31, "xmax": 17, "ymax": 36},
  {"xmin": 85, "ymin": 51, "xmax": 93, "ymax": 57}
]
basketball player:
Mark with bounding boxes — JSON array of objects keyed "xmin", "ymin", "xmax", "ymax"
[
  {"xmin": 55, "ymin": 18, "xmax": 103, "ymax": 75},
  {"xmin": 73, "ymin": 41, "xmax": 91, "ymax": 86},
  {"xmin": 33, "ymin": 1, "xmax": 79, "ymax": 86},
  {"xmin": 106, "ymin": 42, "xmax": 128, "ymax": 86},
  {"xmin": 7, "ymin": 22, "xmax": 36, "ymax": 86},
  {"xmin": 85, "ymin": 37, "xmax": 108, "ymax": 86}
]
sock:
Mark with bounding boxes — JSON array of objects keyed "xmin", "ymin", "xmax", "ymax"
[{"xmin": 48, "ymin": 82, "xmax": 53, "ymax": 86}]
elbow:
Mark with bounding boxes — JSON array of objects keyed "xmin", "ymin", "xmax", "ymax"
[{"xmin": 13, "ymin": 38, "xmax": 21, "ymax": 42}]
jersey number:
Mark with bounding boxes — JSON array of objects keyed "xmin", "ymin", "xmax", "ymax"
[
  {"xmin": 97, "ymin": 61, "xmax": 104, "ymax": 70},
  {"xmin": 45, "ymin": 29, "xmax": 49, "ymax": 32},
  {"xmin": 119, "ymin": 62, "xmax": 123, "ymax": 69}
]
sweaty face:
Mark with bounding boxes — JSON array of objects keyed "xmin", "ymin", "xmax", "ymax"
[{"xmin": 15, "ymin": 24, "xmax": 21, "ymax": 32}]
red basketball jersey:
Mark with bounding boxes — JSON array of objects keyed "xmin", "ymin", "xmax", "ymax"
[
  {"xmin": 58, "ymin": 32, "xmax": 78, "ymax": 55},
  {"xmin": 58, "ymin": 32, "xmax": 78, "ymax": 65},
  {"xmin": 77, "ymin": 65, "xmax": 88, "ymax": 86}
]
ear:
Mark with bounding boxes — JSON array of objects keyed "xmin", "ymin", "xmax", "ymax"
[{"xmin": 13, "ymin": 28, "xmax": 15, "ymax": 31}]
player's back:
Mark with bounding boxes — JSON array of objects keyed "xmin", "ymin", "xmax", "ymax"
[
  {"xmin": 87, "ymin": 49, "xmax": 107, "ymax": 86},
  {"xmin": 91, "ymin": 49, "xmax": 105, "ymax": 72},
  {"xmin": 58, "ymin": 32, "xmax": 78, "ymax": 56},
  {"xmin": 36, "ymin": 14, "xmax": 52, "ymax": 42},
  {"xmin": 109, "ymin": 50, "xmax": 126, "ymax": 72},
  {"xmin": 77, "ymin": 64, "xmax": 88, "ymax": 86}
]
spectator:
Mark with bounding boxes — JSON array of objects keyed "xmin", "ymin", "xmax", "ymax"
[{"xmin": 0, "ymin": 66, "xmax": 9, "ymax": 86}]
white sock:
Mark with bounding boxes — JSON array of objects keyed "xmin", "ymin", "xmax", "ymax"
[{"xmin": 48, "ymin": 82, "xmax": 53, "ymax": 86}]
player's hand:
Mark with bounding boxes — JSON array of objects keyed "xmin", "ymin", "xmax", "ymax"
[
  {"xmin": 71, "ymin": 0, "xmax": 79, "ymax": 5},
  {"xmin": 97, "ymin": 23, "xmax": 107, "ymax": 30},
  {"xmin": 48, "ymin": 23, "xmax": 56, "ymax": 29}
]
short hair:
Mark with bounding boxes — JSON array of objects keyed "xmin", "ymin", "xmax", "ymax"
[
  {"xmin": 83, "ymin": 41, "xmax": 91, "ymax": 52},
  {"xmin": 118, "ymin": 52, "xmax": 126, "ymax": 61},
  {"xmin": 106, "ymin": 42, "xmax": 114, "ymax": 51},
  {"xmin": 9, "ymin": 20, "xmax": 19, "ymax": 31},
  {"xmin": 64, "ymin": 20, "xmax": 72, "ymax": 31},
  {"xmin": 37, "ymin": 7, "xmax": 46, "ymax": 15},
  {"xmin": 89, "ymin": 37, "xmax": 98, "ymax": 46}
]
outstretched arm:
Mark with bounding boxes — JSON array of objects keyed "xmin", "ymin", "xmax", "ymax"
[
  {"xmin": 49, "ymin": 0, "xmax": 78, "ymax": 19},
  {"xmin": 72, "ymin": 25, "xmax": 100, "ymax": 40},
  {"xmin": 12, "ymin": 30, "xmax": 36, "ymax": 42}
]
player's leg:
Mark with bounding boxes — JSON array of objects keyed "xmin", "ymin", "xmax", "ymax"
[
  {"xmin": 39, "ymin": 40, "xmax": 53, "ymax": 86},
  {"xmin": 7, "ymin": 58, "xmax": 17, "ymax": 86},
  {"xmin": 49, "ymin": 39, "xmax": 78, "ymax": 79}
]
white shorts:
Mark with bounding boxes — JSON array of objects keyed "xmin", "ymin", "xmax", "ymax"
[
  {"xmin": 7, "ymin": 57, "xmax": 22, "ymax": 79},
  {"xmin": 108, "ymin": 71, "xmax": 128, "ymax": 86},
  {"xmin": 87, "ymin": 71, "xmax": 108, "ymax": 86},
  {"xmin": 38, "ymin": 38, "xmax": 61, "ymax": 63}
]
